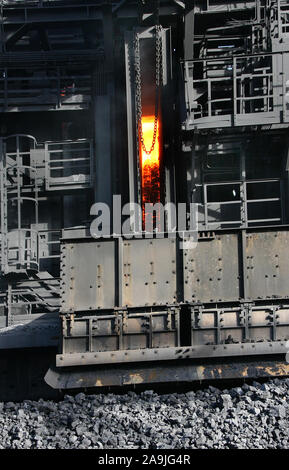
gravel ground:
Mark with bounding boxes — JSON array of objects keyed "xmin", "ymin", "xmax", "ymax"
[{"xmin": 0, "ymin": 378, "xmax": 288, "ymax": 449}]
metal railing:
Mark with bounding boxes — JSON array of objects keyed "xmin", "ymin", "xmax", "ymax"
[
  {"xmin": 38, "ymin": 229, "xmax": 61, "ymax": 259},
  {"xmin": 44, "ymin": 139, "xmax": 93, "ymax": 190},
  {"xmin": 0, "ymin": 276, "xmax": 60, "ymax": 323},
  {"xmin": 0, "ymin": 135, "xmax": 92, "ymax": 273},
  {"xmin": 196, "ymin": 178, "xmax": 282, "ymax": 229},
  {"xmin": 0, "ymin": 69, "xmax": 91, "ymax": 112},
  {"xmin": 183, "ymin": 51, "xmax": 286, "ymax": 129},
  {"xmin": 5, "ymin": 228, "xmax": 39, "ymax": 272},
  {"xmin": 0, "ymin": 135, "xmax": 40, "ymax": 274},
  {"xmin": 0, "ymin": 0, "xmax": 116, "ymax": 4},
  {"xmin": 278, "ymin": 0, "xmax": 289, "ymax": 36}
]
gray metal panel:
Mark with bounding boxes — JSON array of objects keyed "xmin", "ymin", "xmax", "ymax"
[
  {"xmin": 60, "ymin": 237, "xmax": 177, "ymax": 311},
  {"xmin": 0, "ymin": 312, "xmax": 59, "ymax": 349},
  {"xmin": 122, "ymin": 238, "xmax": 177, "ymax": 307},
  {"xmin": 60, "ymin": 230, "xmax": 289, "ymax": 310},
  {"xmin": 191, "ymin": 304, "xmax": 289, "ymax": 345},
  {"xmin": 245, "ymin": 231, "xmax": 289, "ymax": 300},
  {"xmin": 56, "ymin": 341, "xmax": 288, "ymax": 368},
  {"xmin": 183, "ymin": 233, "xmax": 240, "ymax": 303},
  {"xmin": 60, "ymin": 240, "xmax": 116, "ymax": 312},
  {"xmin": 46, "ymin": 359, "xmax": 289, "ymax": 389},
  {"xmin": 61, "ymin": 308, "xmax": 180, "ymax": 355}
]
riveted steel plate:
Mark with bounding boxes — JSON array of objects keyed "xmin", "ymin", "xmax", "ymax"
[
  {"xmin": 183, "ymin": 233, "xmax": 240, "ymax": 303},
  {"xmin": 122, "ymin": 238, "xmax": 177, "ymax": 307},
  {"xmin": 60, "ymin": 240, "xmax": 116, "ymax": 312},
  {"xmin": 245, "ymin": 231, "xmax": 289, "ymax": 300},
  {"xmin": 60, "ymin": 237, "xmax": 177, "ymax": 312}
]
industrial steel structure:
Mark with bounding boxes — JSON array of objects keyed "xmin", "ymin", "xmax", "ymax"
[{"xmin": 0, "ymin": 0, "xmax": 289, "ymax": 396}]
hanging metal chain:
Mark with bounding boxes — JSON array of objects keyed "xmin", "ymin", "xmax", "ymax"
[{"xmin": 134, "ymin": 26, "xmax": 162, "ymax": 156}]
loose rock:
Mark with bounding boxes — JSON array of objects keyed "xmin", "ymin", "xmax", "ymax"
[{"xmin": 0, "ymin": 378, "xmax": 287, "ymax": 448}]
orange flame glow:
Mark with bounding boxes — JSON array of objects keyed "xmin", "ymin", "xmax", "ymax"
[{"xmin": 140, "ymin": 116, "xmax": 161, "ymax": 229}]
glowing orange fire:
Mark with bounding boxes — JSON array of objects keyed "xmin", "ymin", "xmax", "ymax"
[{"xmin": 139, "ymin": 116, "xmax": 161, "ymax": 229}]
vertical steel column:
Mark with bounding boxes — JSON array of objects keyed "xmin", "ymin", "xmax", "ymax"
[
  {"xmin": 278, "ymin": 0, "xmax": 282, "ymax": 39},
  {"xmin": 6, "ymin": 282, "xmax": 12, "ymax": 327},
  {"xmin": 240, "ymin": 144, "xmax": 247, "ymax": 227},
  {"xmin": 94, "ymin": 5, "xmax": 114, "ymax": 233},
  {"xmin": 233, "ymin": 57, "xmax": 237, "ymax": 125},
  {"xmin": 184, "ymin": 2, "xmax": 194, "ymax": 61},
  {"xmin": 16, "ymin": 135, "xmax": 22, "ymax": 265},
  {"xmin": 125, "ymin": 30, "xmax": 138, "ymax": 207},
  {"xmin": 0, "ymin": 139, "xmax": 7, "ymax": 273},
  {"xmin": 241, "ymin": 229, "xmax": 248, "ymax": 300}
]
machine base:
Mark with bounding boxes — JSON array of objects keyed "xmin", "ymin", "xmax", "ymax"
[{"xmin": 45, "ymin": 357, "xmax": 289, "ymax": 390}]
